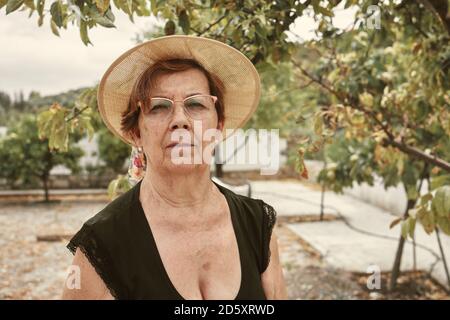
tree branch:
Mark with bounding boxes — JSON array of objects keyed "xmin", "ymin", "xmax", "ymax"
[
  {"xmin": 292, "ymin": 59, "xmax": 450, "ymax": 173},
  {"xmin": 195, "ymin": 13, "xmax": 228, "ymax": 36},
  {"xmin": 384, "ymin": 138, "xmax": 450, "ymax": 172}
]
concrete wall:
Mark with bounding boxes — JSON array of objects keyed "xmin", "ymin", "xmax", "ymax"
[{"xmin": 304, "ymin": 160, "xmax": 429, "ymax": 217}]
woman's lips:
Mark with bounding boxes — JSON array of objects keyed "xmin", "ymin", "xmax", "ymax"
[{"xmin": 166, "ymin": 143, "xmax": 195, "ymax": 148}]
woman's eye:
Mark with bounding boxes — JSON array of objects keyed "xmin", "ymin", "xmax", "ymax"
[
  {"xmin": 150, "ymin": 102, "xmax": 171, "ymax": 112},
  {"xmin": 186, "ymin": 100, "xmax": 206, "ymax": 109}
]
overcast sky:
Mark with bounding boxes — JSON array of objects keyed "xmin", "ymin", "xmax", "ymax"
[{"xmin": 0, "ymin": 4, "xmax": 355, "ymax": 100}]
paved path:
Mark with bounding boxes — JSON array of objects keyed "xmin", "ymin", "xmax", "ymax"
[{"xmin": 250, "ymin": 180, "xmax": 450, "ymax": 290}]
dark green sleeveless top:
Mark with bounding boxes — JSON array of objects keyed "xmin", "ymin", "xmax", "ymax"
[{"xmin": 67, "ymin": 179, "xmax": 277, "ymax": 300}]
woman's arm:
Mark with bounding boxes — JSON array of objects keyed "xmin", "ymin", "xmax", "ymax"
[
  {"xmin": 62, "ymin": 248, "xmax": 115, "ymax": 300},
  {"xmin": 260, "ymin": 232, "xmax": 288, "ymax": 299}
]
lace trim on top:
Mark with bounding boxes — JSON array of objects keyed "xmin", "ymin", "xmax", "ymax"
[
  {"xmin": 261, "ymin": 201, "xmax": 277, "ymax": 273},
  {"xmin": 67, "ymin": 225, "xmax": 122, "ymax": 299}
]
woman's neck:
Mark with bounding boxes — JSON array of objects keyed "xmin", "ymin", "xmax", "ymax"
[{"xmin": 140, "ymin": 167, "xmax": 216, "ymax": 210}]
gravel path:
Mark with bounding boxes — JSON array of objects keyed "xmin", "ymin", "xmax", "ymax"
[{"xmin": 1, "ymin": 200, "xmax": 441, "ymax": 300}]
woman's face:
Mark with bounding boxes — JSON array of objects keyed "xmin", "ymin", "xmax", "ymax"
[{"xmin": 135, "ymin": 68, "xmax": 224, "ymax": 175}]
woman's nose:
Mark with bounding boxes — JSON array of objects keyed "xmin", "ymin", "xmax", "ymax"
[{"xmin": 169, "ymin": 101, "xmax": 190, "ymax": 130}]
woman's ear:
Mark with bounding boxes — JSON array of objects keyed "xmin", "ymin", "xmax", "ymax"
[
  {"xmin": 216, "ymin": 119, "xmax": 224, "ymax": 132},
  {"xmin": 129, "ymin": 126, "xmax": 142, "ymax": 147}
]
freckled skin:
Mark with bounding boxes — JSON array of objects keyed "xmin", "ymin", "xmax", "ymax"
[
  {"xmin": 62, "ymin": 67, "xmax": 288, "ymax": 300},
  {"xmin": 133, "ymin": 68, "xmax": 224, "ymax": 174},
  {"xmin": 202, "ymin": 262, "xmax": 211, "ymax": 271}
]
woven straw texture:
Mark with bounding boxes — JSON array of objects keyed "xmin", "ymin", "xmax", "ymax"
[{"xmin": 97, "ymin": 35, "xmax": 261, "ymax": 146}]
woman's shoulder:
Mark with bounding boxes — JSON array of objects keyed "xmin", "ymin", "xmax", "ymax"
[
  {"xmin": 67, "ymin": 183, "xmax": 139, "ymax": 258},
  {"xmin": 81, "ymin": 184, "xmax": 139, "ymax": 235},
  {"xmin": 216, "ymin": 182, "xmax": 277, "ymax": 232},
  {"xmin": 217, "ymin": 183, "xmax": 277, "ymax": 273},
  {"xmin": 217, "ymin": 183, "xmax": 275, "ymax": 218}
]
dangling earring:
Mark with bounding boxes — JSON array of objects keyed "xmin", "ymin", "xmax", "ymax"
[{"xmin": 128, "ymin": 145, "xmax": 146, "ymax": 185}]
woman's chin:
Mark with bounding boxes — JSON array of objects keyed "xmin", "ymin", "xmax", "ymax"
[{"xmin": 163, "ymin": 162, "xmax": 209, "ymax": 174}]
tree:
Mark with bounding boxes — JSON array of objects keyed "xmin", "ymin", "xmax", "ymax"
[
  {"xmin": 0, "ymin": 113, "xmax": 84, "ymax": 201},
  {"xmin": 97, "ymin": 126, "xmax": 131, "ymax": 174},
  {"xmin": 0, "ymin": 90, "xmax": 11, "ymax": 110},
  {"xmin": 294, "ymin": 1, "xmax": 450, "ymax": 289},
  {"xmin": 4, "ymin": 0, "xmax": 449, "ymax": 287}
]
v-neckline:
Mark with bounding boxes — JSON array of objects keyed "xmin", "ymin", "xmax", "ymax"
[{"xmin": 134, "ymin": 179, "xmax": 244, "ymax": 300}]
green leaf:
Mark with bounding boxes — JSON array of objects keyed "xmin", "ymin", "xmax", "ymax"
[
  {"xmin": 409, "ymin": 217, "xmax": 416, "ymax": 238},
  {"xmin": 93, "ymin": 15, "xmax": 115, "ymax": 28},
  {"xmin": 401, "ymin": 217, "xmax": 416, "ymax": 239},
  {"xmin": 107, "ymin": 175, "xmax": 131, "ymax": 200},
  {"xmin": 314, "ymin": 5, "xmax": 334, "ymax": 17},
  {"xmin": 359, "ymin": 92, "xmax": 374, "ymax": 108},
  {"xmin": 406, "ymin": 184, "xmax": 418, "ymax": 200},
  {"xmin": 80, "ymin": 20, "xmax": 92, "ymax": 46},
  {"xmin": 420, "ymin": 192, "xmax": 433, "ymax": 205},
  {"xmin": 401, "ymin": 218, "xmax": 409, "ymax": 239},
  {"xmin": 126, "ymin": 0, "xmax": 132, "ymax": 14},
  {"xmin": 432, "ymin": 186, "xmax": 450, "ymax": 218},
  {"xmin": 50, "ymin": 19, "xmax": 60, "ymax": 36},
  {"xmin": 164, "ymin": 19, "xmax": 176, "ymax": 35},
  {"xmin": 430, "ymin": 175, "xmax": 450, "ymax": 190},
  {"xmin": 38, "ymin": 14, "xmax": 44, "ymax": 27},
  {"xmin": 419, "ymin": 210, "xmax": 435, "ymax": 234},
  {"xmin": 105, "ymin": 7, "xmax": 115, "ymax": 22},
  {"xmin": 50, "ymin": 0, "xmax": 63, "ymax": 27},
  {"xmin": 314, "ymin": 114, "xmax": 323, "ymax": 135},
  {"xmin": 437, "ymin": 216, "xmax": 450, "ymax": 235},
  {"xmin": 344, "ymin": 0, "xmax": 358, "ymax": 9},
  {"xmin": 107, "ymin": 177, "xmax": 119, "ymax": 199},
  {"xmin": 6, "ymin": 0, "xmax": 24, "ymax": 14},
  {"xmin": 150, "ymin": 0, "xmax": 158, "ymax": 15},
  {"xmin": 178, "ymin": 9, "xmax": 190, "ymax": 34},
  {"xmin": 36, "ymin": 0, "xmax": 44, "ymax": 15}
]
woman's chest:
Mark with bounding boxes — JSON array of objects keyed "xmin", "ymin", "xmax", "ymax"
[
  {"xmin": 156, "ymin": 223, "xmax": 242, "ymax": 299},
  {"xmin": 143, "ymin": 202, "xmax": 242, "ymax": 299}
]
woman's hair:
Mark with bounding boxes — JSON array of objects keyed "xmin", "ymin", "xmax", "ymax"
[{"xmin": 121, "ymin": 59, "xmax": 226, "ymax": 141}]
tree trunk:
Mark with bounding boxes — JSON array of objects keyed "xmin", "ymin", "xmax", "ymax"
[
  {"xmin": 42, "ymin": 174, "xmax": 49, "ymax": 202},
  {"xmin": 319, "ymin": 160, "xmax": 327, "ymax": 221},
  {"xmin": 413, "ymin": 234, "xmax": 417, "ymax": 271},
  {"xmin": 319, "ymin": 183, "xmax": 325, "ymax": 221},
  {"xmin": 42, "ymin": 146, "xmax": 53, "ymax": 203},
  {"xmin": 389, "ymin": 197, "xmax": 417, "ymax": 291},
  {"xmin": 390, "ymin": 233, "xmax": 406, "ymax": 291},
  {"xmin": 319, "ymin": 148, "xmax": 327, "ymax": 221},
  {"xmin": 435, "ymin": 228, "xmax": 450, "ymax": 289},
  {"xmin": 390, "ymin": 169, "xmax": 428, "ymax": 291}
]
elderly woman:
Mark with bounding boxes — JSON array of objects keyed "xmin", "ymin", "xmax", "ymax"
[{"xmin": 62, "ymin": 36, "xmax": 287, "ymax": 300}]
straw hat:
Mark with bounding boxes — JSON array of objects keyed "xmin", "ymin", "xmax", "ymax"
[{"xmin": 97, "ymin": 35, "xmax": 261, "ymax": 147}]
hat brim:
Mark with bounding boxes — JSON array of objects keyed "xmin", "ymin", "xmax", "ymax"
[{"xmin": 97, "ymin": 35, "xmax": 261, "ymax": 147}]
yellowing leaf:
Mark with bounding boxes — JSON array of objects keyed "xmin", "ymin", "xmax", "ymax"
[
  {"xmin": 95, "ymin": 0, "xmax": 110, "ymax": 14},
  {"xmin": 390, "ymin": 217, "xmax": 402, "ymax": 229},
  {"xmin": 359, "ymin": 92, "xmax": 374, "ymax": 108}
]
